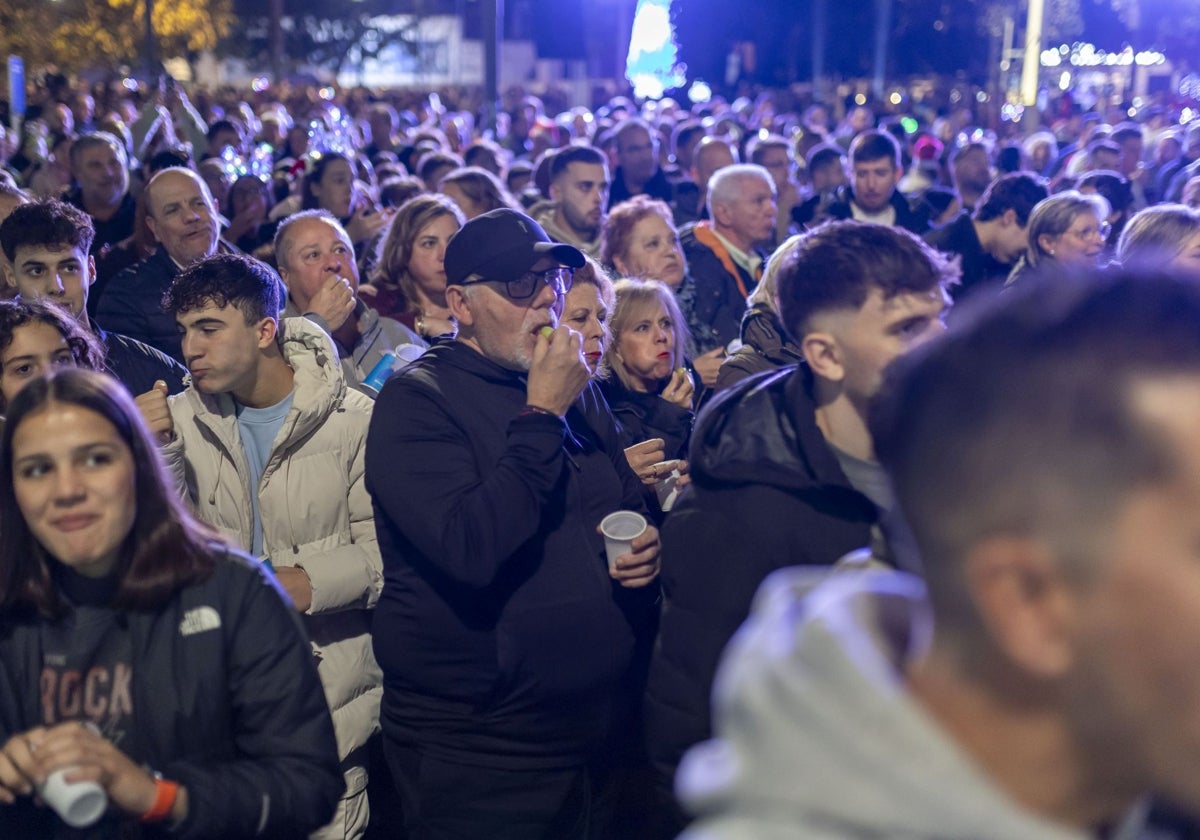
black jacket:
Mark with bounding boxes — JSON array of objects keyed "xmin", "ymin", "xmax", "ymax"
[
  {"xmin": 924, "ymin": 211, "xmax": 1008, "ymax": 304},
  {"xmin": 793, "ymin": 185, "xmax": 932, "ymax": 235},
  {"xmin": 715, "ymin": 304, "xmax": 802, "ymax": 391},
  {"xmin": 599, "ymin": 376, "xmax": 693, "ymax": 465},
  {"xmin": 608, "ymin": 166, "xmax": 675, "ymax": 210},
  {"xmin": 95, "ymin": 247, "xmax": 184, "ymax": 364},
  {"xmin": 644, "ymin": 366, "xmax": 876, "ymax": 786},
  {"xmin": 366, "ymin": 341, "xmax": 657, "ymax": 769},
  {"xmin": 98, "ymin": 327, "xmax": 188, "ymax": 397},
  {"xmin": 0, "ymin": 551, "xmax": 343, "ymax": 839},
  {"xmin": 679, "ymin": 224, "xmax": 759, "ymax": 351}
]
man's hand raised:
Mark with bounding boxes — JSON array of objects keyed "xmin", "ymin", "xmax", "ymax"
[
  {"xmin": 525, "ymin": 326, "xmax": 591, "ymax": 417},
  {"xmin": 135, "ymin": 380, "xmax": 175, "ymax": 445},
  {"xmin": 306, "ymin": 274, "xmax": 356, "ymax": 331}
]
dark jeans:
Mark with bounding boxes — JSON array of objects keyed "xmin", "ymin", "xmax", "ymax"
[{"xmin": 383, "ymin": 739, "xmax": 595, "ymax": 840}]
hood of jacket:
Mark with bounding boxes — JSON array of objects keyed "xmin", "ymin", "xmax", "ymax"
[
  {"xmin": 529, "ymin": 199, "xmax": 602, "ymax": 257},
  {"xmin": 678, "ymin": 569, "xmax": 1090, "ymax": 840},
  {"xmin": 689, "ymin": 366, "xmax": 854, "ymax": 495},
  {"xmin": 182, "ymin": 315, "xmax": 347, "ymax": 448}
]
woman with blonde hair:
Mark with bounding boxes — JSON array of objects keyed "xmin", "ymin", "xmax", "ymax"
[
  {"xmin": 1116, "ymin": 204, "xmax": 1200, "ymax": 276},
  {"xmin": 716, "ymin": 233, "xmax": 805, "ymax": 390},
  {"xmin": 600, "ymin": 278, "xmax": 695, "ymax": 478},
  {"xmin": 363, "ymin": 194, "xmax": 465, "ymax": 339},
  {"xmin": 602, "ymin": 196, "xmax": 725, "ymax": 386},
  {"xmin": 1005, "ymin": 191, "xmax": 1110, "ymax": 287}
]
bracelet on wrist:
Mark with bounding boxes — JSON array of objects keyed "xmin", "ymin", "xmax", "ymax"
[
  {"xmin": 140, "ymin": 773, "xmax": 180, "ymax": 823},
  {"xmin": 518, "ymin": 404, "xmax": 560, "ymax": 419}
]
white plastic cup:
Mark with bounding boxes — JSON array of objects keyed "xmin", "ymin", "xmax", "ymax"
[
  {"xmin": 600, "ymin": 511, "xmax": 648, "ymax": 571},
  {"xmin": 651, "ymin": 460, "xmax": 684, "ymax": 512},
  {"xmin": 38, "ymin": 767, "xmax": 107, "ymax": 828}
]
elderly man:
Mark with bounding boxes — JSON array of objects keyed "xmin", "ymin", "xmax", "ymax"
[
  {"xmin": 749, "ymin": 134, "xmax": 801, "ymax": 247},
  {"xmin": 274, "ymin": 210, "xmax": 424, "ymax": 392},
  {"xmin": 366, "ymin": 208, "xmax": 661, "ymax": 838},
  {"xmin": 679, "ymin": 268, "xmax": 1200, "ymax": 839},
  {"xmin": 680, "ymin": 163, "xmax": 777, "ymax": 354},
  {"xmin": 96, "ymin": 167, "xmax": 223, "ymax": 363}
]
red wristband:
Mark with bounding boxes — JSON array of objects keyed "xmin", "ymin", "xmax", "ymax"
[
  {"xmin": 140, "ymin": 776, "xmax": 179, "ymax": 822},
  {"xmin": 518, "ymin": 404, "xmax": 560, "ymax": 419}
]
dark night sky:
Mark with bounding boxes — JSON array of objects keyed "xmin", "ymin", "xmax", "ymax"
[
  {"xmin": 661, "ymin": 0, "xmax": 1133, "ymax": 85},
  {"xmin": 530, "ymin": 0, "xmax": 1192, "ymax": 87}
]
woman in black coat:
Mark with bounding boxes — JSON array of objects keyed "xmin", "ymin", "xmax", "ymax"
[
  {"xmin": 599, "ymin": 278, "xmax": 696, "ymax": 494},
  {"xmin": 0, "ymin": 369, "xmax": 341, "ymax": 838}
]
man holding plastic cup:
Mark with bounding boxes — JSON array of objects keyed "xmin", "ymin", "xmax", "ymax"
[{"xmin": 366, "ymin": 208, "xmax": 660, "ymax": 838}]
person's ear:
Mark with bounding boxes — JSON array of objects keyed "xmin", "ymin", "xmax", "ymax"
[
  {"xmin": 1001, "ymin": 208, "xmax": 1018, "ymax": 228},
  {"xmin": 613, "ymin": 254, "xmax": 632, "ymax": 277},
  {"xmin": 3, "ymin": 261, "xmax": 15, "ymax": 289},
  {"xmin": 1038, "ymin": 233, "xmax": 1057, "ymax": 256},
  {"xmin": 800, "ymin": 331, "xmax": 844, "ymax": 382},
  {"xmin": 145, "ymin": 212, "xmax": 161, "ymax": 243},
  {"xmin": 86, "ymin": 255, "xmax": 97, "ymax": 289},
  {"xmin": 962, "ymin": 535, "xmax": 1078, "ymax": 678},
  {"xmin": 549, "ymin": 181, "xmax": 562, "ymax": 203},
  {"xmin": 711, "ymin": 201, "xmax": 733, "ymax": 228},
  {"xmin": 255, "ymin": 316, "xmax": 279, "ymax": 348},
  {"xmin": 446, "ymin": 285, "xmax": 474, "ymax": 326}
]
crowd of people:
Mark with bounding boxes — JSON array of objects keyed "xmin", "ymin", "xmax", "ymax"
[{"xmin": 1, "ymin": 71, "xmax": 1200, "ymax": 839}]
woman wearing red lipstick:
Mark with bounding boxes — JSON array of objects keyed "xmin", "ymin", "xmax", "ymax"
[
  {"xmin": 560, "ymin": 256, "xmax": 615, "ymax": 378},
  {"xmin": 0, "ymin": 369, "xmax": 342, "ymax": 837},
  {"xmin": 599, "ymin": 279, "xmax": 695, "ymax": 497}
]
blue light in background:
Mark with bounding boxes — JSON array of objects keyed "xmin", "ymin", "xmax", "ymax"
[{"xmin": 626, "ymin": 0, "xmax": 685, "ymax": 99}]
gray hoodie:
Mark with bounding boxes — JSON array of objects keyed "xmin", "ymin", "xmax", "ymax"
[{"xmin": 677, "ymin": 568, "xmax": 1093, "ymax": 840}]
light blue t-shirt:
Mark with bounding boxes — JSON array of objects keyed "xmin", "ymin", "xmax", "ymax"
[{"xmin": 236, "ymin": 391, "xmax": 295, "ymax": 556}]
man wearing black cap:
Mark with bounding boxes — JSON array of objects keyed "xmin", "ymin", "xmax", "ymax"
[{"xmin": 365, "ymin": 208, "xmax": 662, "ymax": 838}]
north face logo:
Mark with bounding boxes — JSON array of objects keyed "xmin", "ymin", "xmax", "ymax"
[{"xmin": 179, "ymin": 606, "xmax": 221, "ymax": 636}]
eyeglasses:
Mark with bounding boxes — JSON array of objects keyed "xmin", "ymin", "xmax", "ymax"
[
  {"xmin": 464, "ymin": 266, "xmax": 574, "ymax": 300},
  {"xmin": 1066, "ymin": 220, "xmax": 1113, "ymax": 242}
]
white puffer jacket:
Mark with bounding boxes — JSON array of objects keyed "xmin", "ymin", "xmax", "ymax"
[{"xmin": 163, "ymin": 316, "xmax": 382, "ymax": 798}]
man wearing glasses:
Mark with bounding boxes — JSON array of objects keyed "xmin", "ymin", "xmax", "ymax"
[{"xmin": 365, "ymin": 209, "xmax": 661, "ymax": 838}]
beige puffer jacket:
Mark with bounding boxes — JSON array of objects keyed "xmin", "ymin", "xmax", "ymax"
[{"xmin": 163, "ymin": 316, "xmax": 382, "ymax": 798}]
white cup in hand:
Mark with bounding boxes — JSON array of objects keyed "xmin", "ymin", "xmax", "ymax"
[
  {"xmin": 38, "ymin": 767, "xmax": 107, "ymax": 828},
  {"xmin": 651, "ymin": 460, "xmax": 684, "ymax": 512},
  {"xmin": 599, "ymin": 511, "xmax": 648, "ymax": 572}
]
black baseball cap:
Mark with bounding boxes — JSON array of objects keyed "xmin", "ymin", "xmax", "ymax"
[{"xmin": 444, "ymin": 208, "xmax": 585, "ymax": 286}]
